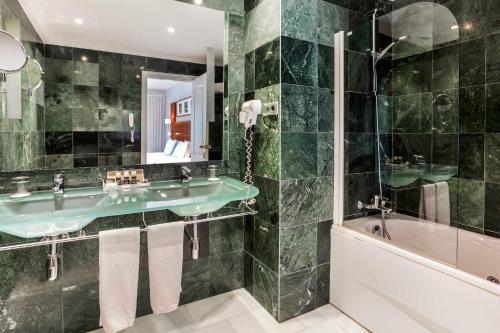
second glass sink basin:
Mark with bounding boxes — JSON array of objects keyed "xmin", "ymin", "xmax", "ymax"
[{"xmin": 0, "ymin": 177, "xmax": 259, "ymax": 238}]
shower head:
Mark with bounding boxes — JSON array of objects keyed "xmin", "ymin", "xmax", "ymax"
[{"xmin": 375, "ymin": 35, "xmax": 408, "ymax": 62}]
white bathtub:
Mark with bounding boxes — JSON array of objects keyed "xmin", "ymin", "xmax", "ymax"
[{"xmin": 331, "ymin": 214, "xmax": 500, "ymax": 333}]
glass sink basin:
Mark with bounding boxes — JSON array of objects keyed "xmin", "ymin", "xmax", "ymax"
[
  {"xmin": 0, "ymin": 177, "xmax": 259, "ymax": 238},
  {"xmin": 422, "ymin": 165, "xmax": 458, "ymax": 183},
  {"xmin": 383, "ymin": 165, "xmax": 426, "ymax": 188}
]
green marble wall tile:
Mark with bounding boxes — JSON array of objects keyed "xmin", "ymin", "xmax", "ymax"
[
  {"xmin": 432, "ymin": 44, "xmax": 459, "ymax": 91},
  {"xmin": 318, "ymin": 1, "xmax": 349, "ymax": 47},
  {"xmin": 281, "ymin": 132, "xmax": 317, "ymax": 180},
  {"xmin": 244, "ymin": 252, "xmax": 254, "ymax": 294},
  {"xmin": 282, "ymin": 0, "xmax": 318, "ymax": 43},
  {"xmin": 318, "ymin": 89, "xmax": 334, "ymax": 132},
  {"xmin": 209, "ymin": 217, "xmax": 244, "ymax": 254},
  {"xmin": 254, "ymin": 175, "xmax": 279, "ymax": 225},
  {"xmin": 485, "ymin": 182, "xmax": 500, "ymax": 235},
  {"xmin": 346, "ymin": 133, "xmax": 375, "ymax": 173},
  {"xmin": 254, "ymin": 130, "xmax": 280, "ymax": 180},
  {"xmin": 244, "ymin": 0, "xmax": 280, "ymax": 53},
  {"xmin": 280, "ymin": 177, "xmax": 334, "ymax": 228},
  {"xmin": 318, "ymin": 45, "xmax": 335, "ymax": 90},
  {"xmin": 281, "ymin": 84, "xmax": 318, "ymax": 132},
  {"xmin": 348, "ymin": 92, "xmax": 374, "ymax": 133},
  {"xmin": 433, "ymin": 89, "xmax": 458, "ymax": 134},
  {"xmin": 181, "ymin": 257, "xmax": 211, "ymax": 304},
  {"xmin": 486, "ymin": 33, "xmax": 500, "ymax": 84},
  {"xmin": 45, "ymin": 108, "xmax": 72, "ymax": 131},
  {"xmin": 45, "ymin": 154, "xmax": 73, "ymax": 169},
  {"xmin": 347, "ymin": 50, "xmax": 371, "ymax": 93},
  {"xmin": 254, "ymin": 84, "xmax": 280, "ymax": 132},
  {"xmin": 98, "ymin": 108, "xmax": 123, "ymax": 131},
  {"xmin": 45, "ymin": 58, "xmax": 73, "ymax": 84},
  {"xmin": 459, "ymin": 38, "xmax": 485, "ymax": 87},
  {"xmin": 0, "ymin": 290, "xmax": 63, "ymax": 333},
  {"xmin": 458, "ymin": 134, "xmax": 484, "ymax": 181},
  {"xmin": 432, "ymin": 134, "xmax": 458, "ymax": 167},
  {"xmin": 282, "ymin": 37, "xmax": 318, "ymax": 87},
  {"xmin": 486, "ymin": 83, "xmax": 500, "ymax": 133},
  {"xmin": 393, "ymin": 93, "xmax": 432, "ymax": 133},
  {"xmin": 210, "ymin": 251, "xmax": 244, "ymax": 295},
  {"xmin": 279, "ymin": 267, "xmax": 317, "ymax": 322},
  {"xmin": 73, "ymin": 108, "xmax": 99, "ymax": 131},
  {"xmin": 45, "ymin": 83, "xmax": 73, "ymax": 108},
  {"xmin": 485, "ymin": 134, "xmax": 500, "ymax": 183},
  {"xmin": 348, "ymin": 10, "xmax": 370, "ymax": 54},
  {"xmin": 392, "ymin": 51, "xmax": 432, "ymax": 95},
  {"xmin": 72, "ymin": 86, "xmax": 99, "ymax": 109},
  {"xmin": 318, "ymin": 132, "xmax": 334, "ymax": 176},
  {"xmin": 73, "ymin": 61, "xmax": 99, "ymax": 86},
  {"xmin": 254, "ymin": 218, "xmax": 279, "ymax": 272},
  {"xmin": 122, "ymin": 152, "xmax": 141, "ymax": 165},
  {"xmin": 254, "ymin": 38, "xmax": 280, "ymax": 90},
  {"xmin": 245, "ymin": 51, "xmax": 255, "ymax": 92},
  {"xmin": 459, "ymin": 86, "xmax": 485, "ymax": 133},
  {"xmin": 62, "ymin": 282, "xmax": 100, "ymax": 332},
  {"xmin": 317, "ymin": 220, "xmax": 333, "ymax": 265},
  {"xmin": 253, "ymin": 259, "xmax": 279, "ymax": 319},
  {"xmin": 457, "ymin": 179, "xmax": 485, "ymax": 231},
  {"xmin": 98, "ymin": 52, "xmax": 122, "ymax": 87},
  {"xmin": 377, "ymin": 95, "xmax": 393, "ymax": 134},
  {"xmin": 316, "ymin": 263, "xmax": 330, "ymax": 306},
  {"xmin": 280, "ymin": 223, "xmax": 317, "ymax": 275}
]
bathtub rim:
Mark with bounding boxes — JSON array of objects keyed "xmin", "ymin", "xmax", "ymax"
[{"xmin": 332, "ymin": 224, "xmax": 500, "ymax": 297}]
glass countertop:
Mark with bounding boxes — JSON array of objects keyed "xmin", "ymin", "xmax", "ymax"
[{"xmin": 0, "ymin": 177, "xmax": 259, "ymax": 238}]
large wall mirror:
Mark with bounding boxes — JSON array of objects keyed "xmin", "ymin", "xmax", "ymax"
[{"xmin": 0, "ymin": 0, "xmax": 227, "ymax": 172}]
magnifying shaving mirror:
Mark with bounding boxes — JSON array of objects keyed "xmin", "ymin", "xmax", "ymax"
[
  {"xmin": 0, "ymin": 29, "xmax": 28, "ymax": 73},
  {"xmin": 21, "ymin": 57, "xmax": 44, "ymax": 96}
]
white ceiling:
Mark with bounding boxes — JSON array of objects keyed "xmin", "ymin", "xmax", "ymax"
[
  {"xmin": 148, "ymin": 79, "xmax": 180, "ymax": 90},
  {"xmin": 18, "ymin": 0, "xmax": 225, "ymax": 64}
]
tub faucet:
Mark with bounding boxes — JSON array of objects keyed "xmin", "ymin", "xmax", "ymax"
[
  {"xmin": 180, "ymin": 166, "xmax": 192, "ymax": 185},
  {"xmin": 358, "ymin": 195, "xmax": 392, "ymax": 214},
  {"xmin": 53, "ymin": 174, "xmax": 64, "ymax": 195}
]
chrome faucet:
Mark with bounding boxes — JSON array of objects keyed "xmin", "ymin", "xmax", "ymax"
[
  {"xmin": 358, "ymin": 195, "xmax": 392, "ymax": 214},
  {"xmin": 52, "ymin": 174, "xmax": 64, "ymax": 195},
  {"xmin": 180, "ymin": 166, "xmax": 192, "ymax": 185},
  {"xmin": 358, "ymin": 195, "xmax": 392, "ymax": 240}
]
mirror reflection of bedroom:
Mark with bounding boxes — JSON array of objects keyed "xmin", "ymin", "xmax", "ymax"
[{"xmin": 143, "ymin": 72, "xmax": 223, "ymax": 164}]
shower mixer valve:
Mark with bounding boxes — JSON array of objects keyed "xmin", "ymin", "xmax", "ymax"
[{"xmin": 358, "ymin": 195, "xmax": 392, "ymax": 214}]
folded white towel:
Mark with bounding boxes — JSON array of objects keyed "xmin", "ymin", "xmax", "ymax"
[
  {"xmin": 99, "ymin": 228, "xmax": 140, "ymax": 333},
  {"xmin": 148, "ymin": 222, "xmax": 185, "ymax": 314},
  {"xmin": 419, "ymin": 182, "xmax": 450, "ymax": 225},
  {"xmin": 435, "ymin": 182, "xmax": 450, "ymax": 225},
  {"xmin": 420, "ymin": 183, "xmax": 436, "ymax": 222}
]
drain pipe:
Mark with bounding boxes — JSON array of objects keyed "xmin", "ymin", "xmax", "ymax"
[
  {"xmin": 45, "ymin": 236, "xmax": 59, "ymax": 281},
  {"xmin": 190, "ymin": 216, "xmax": 200, "ymax": 260}
]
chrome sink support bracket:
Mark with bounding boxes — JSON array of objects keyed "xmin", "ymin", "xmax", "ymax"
[
  {"xmin": 186, "ymin": 216, "xmax": 200, "ymax": 260},
  {"xmin": 0, "ymin": 209, "xmax": 258, "ymax": 254}
]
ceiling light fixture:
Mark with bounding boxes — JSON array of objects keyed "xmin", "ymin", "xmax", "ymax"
[
  {"xmin": 81, "ymin": 55, "xmax": 88, "ymax": 62},
  {"xmin": 194, "ymin": 0, "xmax": 203, "ymax": 4},
  {"xmin": 167, "ymin": 26, "xmax": 175, "ymax": 33},
  {"xmin": 74, "ymin": 18, "xmax": 83, "ymax": 25}
]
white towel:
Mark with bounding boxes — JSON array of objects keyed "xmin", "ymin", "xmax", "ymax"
[
  {"xmin": 435, "ymin": 182, "xmax": 450, "ymax": 225},
  {"xmin": 99, "ymin": 227, "xmax": 140, "ymax": 333},
  {"xmin": 420, "ymin": 184, "xmax": 436, "ymax": 222},
  {"xmin": 147, "ymin": 222, "xmax": 185, "ymax": 314},
  {"xmin": 419, "ymin": 182, "xmax": 450, "ymax": 225}
]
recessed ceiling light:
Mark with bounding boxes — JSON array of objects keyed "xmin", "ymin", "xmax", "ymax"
[
  {"xmin": 194, "ymin": 0, "xmax": 203, "ymax": 4},
  {"xmin": 463, "ymin": 22, "xmax": 473, "ymax": 30},
  {"xmin": 167, "ymin": 26, "xmax": 175, "ymax": 33},
  {"xmin": 450, "ymin": 25, "xmax": 459, "ymax": 30},
  {"xmin": 81, "ymin": 55, "xmax": 88, "ymax": 62},
  {"xmin": 74, "ymin": 18, "xmax": 83, "ymax": 25}
]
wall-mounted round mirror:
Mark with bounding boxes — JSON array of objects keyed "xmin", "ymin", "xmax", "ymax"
[
  {"xmin": 22, "ymin": 58, "xmax": 44, "ymax": 96},
  {"xmin": 0, "ymin": 30, "xmax": 28, "ymax": 73}
]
